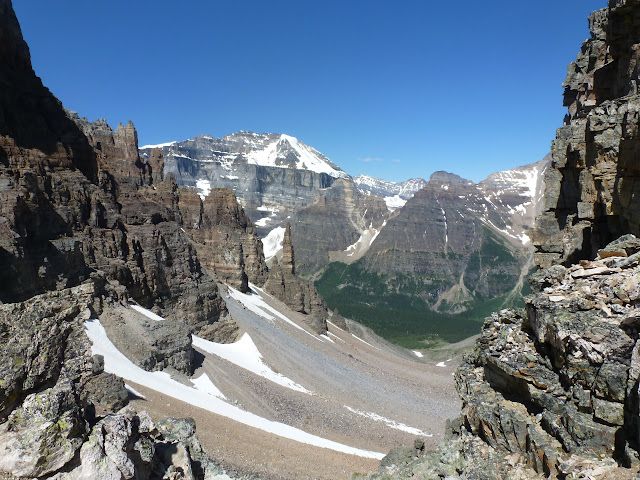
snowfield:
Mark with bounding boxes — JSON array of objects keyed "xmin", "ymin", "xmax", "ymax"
[
  {"xmin": 192, "ymin": 332, "xmax": 311, "ymax": 394},
  {"xmin": 84, "ymin": 318, "xmax": 385, "ymax": 459}
]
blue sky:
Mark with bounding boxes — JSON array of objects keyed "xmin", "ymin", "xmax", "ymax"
[{"xmin": 14, "ymin": 1, "xmax": 605, "ymax": 183}]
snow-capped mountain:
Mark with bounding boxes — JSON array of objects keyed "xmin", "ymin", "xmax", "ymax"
[
  {"xmin": 141, "ymin": 131, "xmax": 548, "ymax": 279},
  {"xmin": 354, "ymin": 175, "xmax": 427, "ymax": 211},
  {"xmin": 140, "ymin": 132, "xmax": 390, "ymax": 275},
  {"xmin": 141, "ymin": 131, "xmax": 348, "ymax": 193},
  {"xmin": 477, "ymin": 154, "xmax": 550, "ymax": 246}
]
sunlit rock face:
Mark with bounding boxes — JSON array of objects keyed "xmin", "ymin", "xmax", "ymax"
[{"xmin": 533, "ymin": 0, "xmax": 640, "ymax": 269}]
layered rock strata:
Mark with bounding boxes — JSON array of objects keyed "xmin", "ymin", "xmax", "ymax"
[
  {"xmin": 181, "ymin": 187, "xmax": 268, "ymax": 291},
  {"xmin": 534, "ymin": 0, "xmax": 640, "ymax": 268},
  {"xmin": 264, "ymin": 223, "xmax": 329, "ymax": 334},
  {"xmin": 0, "ymin": 1, "xmax": 249, "ymax": 477}
]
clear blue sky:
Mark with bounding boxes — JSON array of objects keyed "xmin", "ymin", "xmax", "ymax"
[{"xmin": 14, "ymin": 1, "xmax": 605, "ymax": 183}]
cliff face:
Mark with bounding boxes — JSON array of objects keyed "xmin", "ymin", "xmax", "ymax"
[
  {"xmin": 0, "ymin": 1, "xmax": 232, "ymax": 477},
  {"xmin": 357, "ymin": 2, "xmax": 640, "ymax": 479},
  {"xmin": 263, "ymin": 223, "xmax": 329, "ymax": 334},
  {"xmin": 533, "ymin": 0, "xmax": 640, "ymax": 268}
]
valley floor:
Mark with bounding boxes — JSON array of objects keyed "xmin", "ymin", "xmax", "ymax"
[{"xmin": 97, "ymin": 286, "xmax": 461, "ymax": 480}]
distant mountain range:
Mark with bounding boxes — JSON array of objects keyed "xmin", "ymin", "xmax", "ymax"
[{"xmin": 141, "ymin": 132, "xmax": 550, "ymax": 344}]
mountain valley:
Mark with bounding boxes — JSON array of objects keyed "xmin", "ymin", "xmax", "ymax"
[{"xmin": 143, "ymin": 132, "xmax": 549, "ymax": 346}]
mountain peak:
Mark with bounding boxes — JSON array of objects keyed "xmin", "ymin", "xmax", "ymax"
[{"xmin": 428, "ymin": 171, "xmax": 471, "ymax": 187}]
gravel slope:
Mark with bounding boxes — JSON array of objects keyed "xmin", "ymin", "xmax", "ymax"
[{"xmin": 129, "ymin": 285, "xmax": 462, "ymax": 479}]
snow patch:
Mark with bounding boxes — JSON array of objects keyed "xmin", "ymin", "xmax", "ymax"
[
  {"xmin": 84, "ymin": 319, "xmax": 383, "ymax": 459},
  {"xmin": 343, "ymin": 221, "xmax": 386, "ymax": 259},
  {"xmin": 352, "ymin": 334, "xmax": 378, "ymax": 350},
  {"xmin": 230, "ymin": 285, "xmax": 319, "ymax": 341},
  {"xmin": 327, "ymin": 320, "xmax": 345, "ymax": 332},
  {"xmin": 196, "ymin": 179, "xmax": 211, "ymax": 200},
  {"xmin": 128, "ymin": 303, "xmax": 164, "ymax": 322},
  {"xmin": 192, "ymin": 333, "xmax": 311, "ymax": 394},
  {"xmin": 261, "ymin": 227, "xmax": 286, "ymax": 260},
  {"xmin": 412, "ymin": 351, "xmax": 424, "ymax": 358},
  {"xmin": 140, "ymin": 141, "xmax": 177, "ymax": 149},
  {"xmin": 125, "ymin": 384, "xmax": 146, "ymax": 399},
  {"xmin": 191, "ymin": 373, "xmax": 226, "ymax": 400},
  {"xmin": 344, "ymin": 406, "xmax": 432, "ymax": 437},
  {"xmin": 384, "ymin": 195, "xmax": 407, "ymax": 211}
]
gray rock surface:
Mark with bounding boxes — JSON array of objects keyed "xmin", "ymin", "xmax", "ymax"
[
  {"xmin": 356, "ymin": 234, "xmax": 640, "ymax": 479},
  {"xmin": 0, "ymin": 379, "xmax": 85, "ymax": 478},
  {"xmin": 142, "ymin": 133, "xmax": 390, "ymax": 276},
  {"xmin": 100, "ymin": 304, "xmax": 195, "ymax": 374}
]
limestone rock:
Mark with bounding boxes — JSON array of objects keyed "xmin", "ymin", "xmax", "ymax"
[
  {"xmin": 263, "ymin": 223, "xmax": 329, "ymax": 334},
  {"xmin": 181, "ymin": 188, "xmax": 268, "ymax": 292},
  {"xmin": 0, "ymin": 283, "xmax": 96, "ymax": 416}
]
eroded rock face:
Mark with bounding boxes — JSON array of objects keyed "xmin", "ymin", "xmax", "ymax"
[
  {"xmin": 181, "ymin": 188, "xmax": 268, "ymax": 292},
  {"xmin": 264, "ymin": 223, "xmax": 329, "ymax": 334},
  {"xmin": 99, "ymin": 304, "xmax": 195, "ymax": 374},
  {"xmin": 533, "ymin": 0, "xmax": 640, "ymax": 268}
]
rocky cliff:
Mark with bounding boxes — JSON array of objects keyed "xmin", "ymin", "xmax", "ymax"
[
  {"xmin": 316, "ymin": 162, "xmax": 547, "ymax": 346},
  {"xmin": 141, "ymin": 132, "xmax": 392, "ymax": 276},
  {"xmin": 0, "ymin": 0, "xmax": 252, "ymax": 476},
  {"xmin": 533, "ymin": 0, "xmax": 640, "ymax": 268},
  {"xmin": 356, "ymin": 1, "xmax": 640, "ymax": 478},
  {"xmin": 263, "ymin": 223, "xmax": 329, "ymax": 334}
]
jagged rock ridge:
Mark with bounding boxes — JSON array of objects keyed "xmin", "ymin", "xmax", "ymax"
[
  {"xmin": 533, "ymin": 0, "xmax": 640, "ymax": 268},
  {"xmin": 141, "ymin": 132, "xmax": 392, "ymax": 276},
  {"xmin": 0, "ymin": 1, "xmax": 270, "ymax": 477}
]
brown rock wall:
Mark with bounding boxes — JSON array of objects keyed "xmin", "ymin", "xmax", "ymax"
[{"xmin": 534, "ymin": 0, "xmax": 640, "ymax": 268}]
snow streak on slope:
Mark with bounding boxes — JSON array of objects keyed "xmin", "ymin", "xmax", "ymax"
[
  {"xmin": 128, "ymin": 303, "xmax": 164, "ymax": 321},
  {"xmin": 139, "ymin": 141, "xmax": 177, "ymax": 149},
  {"xmin": 191, "ymin": 373, "xmax": 227, "ymax": 399},
  {"xmin": 344, "ymin": 406, "xmax": 432, "ymax": 436},
  {"xmin": 192, "ymin": 333, "xmax": 311, "ymax": 394},
  {"xmin": 84, "ymin": 319, "xmax": 385, "ymax": 459}
]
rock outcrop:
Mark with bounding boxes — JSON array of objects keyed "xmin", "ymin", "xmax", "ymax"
[
  {"xmin": 356, "ymin": 235, "xmax": 640, "ymax": 479},
  {"xmin": 0, "ymin": 1, "xmax": 250, "ymax": 477},
  {"xmin": 181, "ymin": 187, "xmax": 268, "ymax": 292},
  {"xmin": 533, "ymin": 0, "xmax": 640, "ymax": 268},
  {"xmin": 264, "ymin": 223, "xmax": 329, "ymax": 334},
  {"xmin": 357, "ymin": 2, "xmax": 640, "ymax": 478},
  {"xmin": 141, "ymin": 133, "xmax": 391, "ymax": 276},
  {"xmin": 66, "ymin": 117, "xmax": 231, "ymax": 338}
]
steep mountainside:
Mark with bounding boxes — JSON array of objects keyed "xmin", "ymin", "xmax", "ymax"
[
  {"xmin": 316, "ymin": 159, "xmax": 548, "ymax": 346},
  {"xmin": 0, "ymin": 0, "xmax": 249, "ymax": 476},
  {"xmin": 358, "ymin": 2, "xmax": 640, "ymax": 479}
]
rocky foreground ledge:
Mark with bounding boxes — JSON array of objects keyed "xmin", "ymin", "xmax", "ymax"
[{"xmin": 355, "ymin": 235, "xmax": 640, "ymax": 479}]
